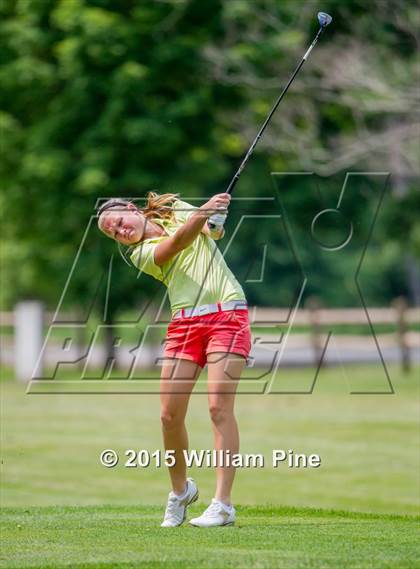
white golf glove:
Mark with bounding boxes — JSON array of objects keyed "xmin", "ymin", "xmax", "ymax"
[{"xmin": 207, "ymin": 211, "xmax": 227, "ymax": 230}]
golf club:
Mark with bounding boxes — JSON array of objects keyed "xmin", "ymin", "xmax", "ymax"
[{"xmin": 208, "ymin": 11, "xmax": 332, "ymax": 229}]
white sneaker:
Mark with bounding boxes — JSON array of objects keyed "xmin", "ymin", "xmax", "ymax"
[
  {"xmin": 161, "ymin": 478, "xmax": 199, "ymax": 527},
  {"xmin": 189, "ymin": 498, "xmax": 235, "ymax": 527}
]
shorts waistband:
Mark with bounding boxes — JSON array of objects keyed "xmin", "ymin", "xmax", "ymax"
[{"xmin": 172, "ymin": 300, "xmax": 248, "ymax": 320}]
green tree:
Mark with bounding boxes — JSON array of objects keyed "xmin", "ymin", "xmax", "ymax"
[{"xmin": 1, "ymin": 0, "xmax": 418, "ymax": 326}]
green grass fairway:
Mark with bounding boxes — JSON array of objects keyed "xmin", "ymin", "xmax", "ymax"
[
  {"xmin": 1, "ymin": 365, "xmax": 419, "ymax": 567},
  {"xmin": 2, "ymin": 365, "xmax": 419, "ymax": 514},
  {"xmin": 1, "ymin": 505, "xmax": 419, "ymax": 569}
]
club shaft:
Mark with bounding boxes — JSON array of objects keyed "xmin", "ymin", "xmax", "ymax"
[{"xmin": 226, "ymin": 26, "xmax": 324, "ymax": 195}]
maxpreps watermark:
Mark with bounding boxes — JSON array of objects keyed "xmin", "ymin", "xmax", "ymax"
[
  {"xmin": 100, "ymin": 449, "xmax": 322, "ymax": 469},
  {"xmin": 27, "ymin": 173, "xmax": 393, "ymax": 396}
]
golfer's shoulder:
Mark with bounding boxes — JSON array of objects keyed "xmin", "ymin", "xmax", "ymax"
[
  {"xmin": 173, "ymin": 198, "xmax": 198, "ymax": 221},
  {"xmin": 173, "ymin": 198, "xmax": 194, "ymax": 208}
]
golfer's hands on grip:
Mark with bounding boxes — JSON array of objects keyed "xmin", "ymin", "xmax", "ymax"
[{"xmin": 201, "ymin": 193, "xmax": 231, "ymax": 218}]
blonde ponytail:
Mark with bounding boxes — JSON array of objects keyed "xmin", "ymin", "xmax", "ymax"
[{"xmin": 141, "ymin": 191, "xmax": 179, "ymax": 221}]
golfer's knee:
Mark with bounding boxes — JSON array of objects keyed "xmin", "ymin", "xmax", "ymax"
[
  {"xmin": 209, "ymin": 403, "xmax": 232, "ymax": 426},
  {"xmin": 160, "ymin": 409, "xmax": 184, "ymax": 431}
]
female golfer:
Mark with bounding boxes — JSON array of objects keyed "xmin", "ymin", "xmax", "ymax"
[{"xmin": 98, "ymin": 191, "xmax": 251, "ymax": 527}]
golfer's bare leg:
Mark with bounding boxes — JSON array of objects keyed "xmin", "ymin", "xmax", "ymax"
[
  {"xmin": 160, "ymin": 358, "xmax": 201, "ymax": 495},
  {"xmin": 207, "ymin": 352, "xmax": 246, "ymax": 505}
]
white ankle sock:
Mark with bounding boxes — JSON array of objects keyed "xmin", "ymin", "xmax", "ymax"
[
  {"xmin": 174, "ymin": 482, "xmax": 188, "ymax": 500},
  {"xmin": 215, "ymin": 499, "xmax": 232, "ymax": 511}
]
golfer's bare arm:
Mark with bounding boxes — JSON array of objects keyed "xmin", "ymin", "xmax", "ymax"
[
  {"xmin": 154, "ymin": 210, "xmax": 212, "ymax": 266},
  {"xmin": 154, "ymin": 194, "xmax": 229, "ymax": 266}
]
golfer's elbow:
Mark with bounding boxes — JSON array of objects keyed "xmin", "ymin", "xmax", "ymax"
[
  {"xmin": 211, "ymin": 228, "xmax": 225, "ymax": 240},
  {"xmin": 201, "ymin": 222, "xmax": 225, "ymax": 240}
]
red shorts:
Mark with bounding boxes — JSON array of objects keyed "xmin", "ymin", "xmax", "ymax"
[{"xmin": 163, "ymin": 309, "xmax": 252, "ymax": 368}]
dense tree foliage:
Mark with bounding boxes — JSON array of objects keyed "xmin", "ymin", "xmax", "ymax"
[{"xmin": 1, "ymin": 0, "xmax": 418, "ymax": 315}]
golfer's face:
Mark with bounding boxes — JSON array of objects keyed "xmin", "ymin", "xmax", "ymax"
[{"xmin": 99, "ymin": 209, "xmax": 145, "ymax": 246}]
